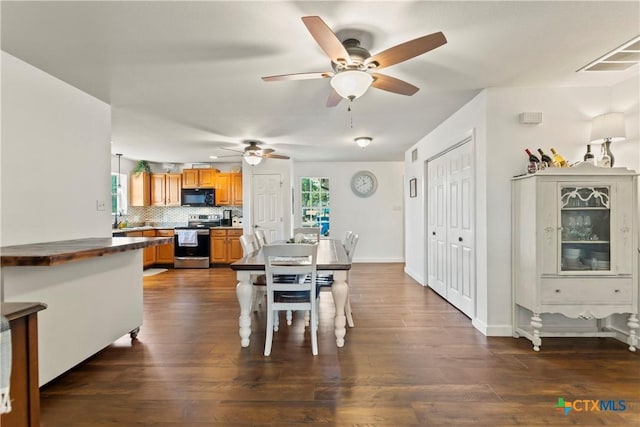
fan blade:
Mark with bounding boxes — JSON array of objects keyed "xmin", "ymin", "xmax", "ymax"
[
  {"xmin": 326, "ymin": 89, "xmax": 343, "ymax": 107},
  {"xmin": 220, "ymin": 147, "xmax": 244, "ymax": 154},
  {"xmin": 371, "ymin": 73, "xmax": 419, "ymax": 96},
  {"xmin": 302, "ymin": 16, "xmax": 352, "ymax": 65},
  {"xmin": 365, "ymin": 32, "xmax": 447, "ymax": 70},
  {"xmin": 262, "ymin": 153, "xmax": 290, "ymax": 160},
  {"xmin": 262, "ymin": 71, "xmax": 333, "ymax": 81},
  {"xmin": 260, "ymin": 148, "xmax": 275, "ymax": 155}
]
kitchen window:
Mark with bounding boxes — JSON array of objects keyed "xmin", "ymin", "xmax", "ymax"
[
  {"xmin": 300, "ymin": 177, "xmax": 330, "ymax": 236},
  {"xmin": 111, "ymin": 173, "xmax": 128, "ymax": 215}
]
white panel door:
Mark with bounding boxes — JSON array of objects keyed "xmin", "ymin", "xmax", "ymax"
[
  {"xmin": 446, "ymin": 143, "xmax": 474, "ymax": 317},
  {"xmin": 426, "ymin": 139, "xmax": 475, "ymax": 318},
  {"xmin": 427, "ymin": 154, "xmax": 447, "ymax": 298},
  {"xmin": 252, "ymin": 174, "xmax": 283, "ymax": 242}
]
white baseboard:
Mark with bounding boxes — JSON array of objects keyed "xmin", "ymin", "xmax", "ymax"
[
  {"xmin": 403, "ymin": 266, "xmax": 425, "ymax": 285},
  {"xmin": 352, "ymin": 258, "xmax": 405, "ymax": 263},
  {"xmin": 472, "ymin": 318, "xmax": 513, "ymax": 336}
]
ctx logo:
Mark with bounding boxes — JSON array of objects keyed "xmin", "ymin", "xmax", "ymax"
[{"xmin": 554, "ymin": 397, "xmax": 627, "ymax": 415}]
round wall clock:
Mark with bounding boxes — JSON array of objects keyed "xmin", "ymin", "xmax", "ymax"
[{"xmin": 351, "ymin": 170, "xmax": 378, "ymax": 197}]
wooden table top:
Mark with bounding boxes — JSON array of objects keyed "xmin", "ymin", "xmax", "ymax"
[
  {"xmin": 230, "ymin": 239, "xmax": 351, "ymax": 271},
  {"xmin": 0, "ymin": 237, "xmax": 172, "ymax": 267},
  {"xmin": 1, "ymin": 302, "xmax": 47, "ymax": 321}
]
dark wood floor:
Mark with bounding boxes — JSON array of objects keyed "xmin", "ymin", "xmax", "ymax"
[{"xmin": 39, "ymin": 264, "xmax": 639, "ymax": 426}]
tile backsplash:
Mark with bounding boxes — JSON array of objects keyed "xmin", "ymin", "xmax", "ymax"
[{"xmin": 119, "ymin": 206, "xmax": 242, "ymax": 226}]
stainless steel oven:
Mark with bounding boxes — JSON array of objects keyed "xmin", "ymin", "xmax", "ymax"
[{"xmin": 174, "ymin": 228, "xmax": 210, "ymax": 269}]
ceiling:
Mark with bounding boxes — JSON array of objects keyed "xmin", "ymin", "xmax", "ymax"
[{"xmin": 2, "ymin": 1, "xmax": 638, "ymax": 164}]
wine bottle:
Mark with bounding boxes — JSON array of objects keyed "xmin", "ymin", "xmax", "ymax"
[
  {"xmin": 550, "ymin": 147, "xmax": 568, "ymax": 167},
  {"xmin": 583, "ymin": 144, "xmax": 596, "ymax": 165},
  {"xmin": 525, "ymin": 149, "xmax": 540, "ymax": 164},
  {"xmin": 525, "ymin": 148, "xmax": 540, "ymax": 173},
  {"xmin": 537, "ymin": 148, "xmax": 553, "ymax": 168}
]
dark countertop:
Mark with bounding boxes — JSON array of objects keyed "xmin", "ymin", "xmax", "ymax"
[
  {"xmin": 1, "ymin": 302, "xmax": 47, "ymax": 320},
  {"xmin": 112, "ymin": 226, "xmax": 242, "ymax": 235},
  {"xmin": 0, "ymin": 237, "xmax": 172, "ymax": 267}
]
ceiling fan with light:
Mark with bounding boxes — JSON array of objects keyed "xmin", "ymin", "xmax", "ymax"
[
  {"xmin": 262, "ymin": 16, "xmax": 447, "ymax": 107},
  {"xmin": 220, "ymin": 140, "xmax": 290, "ymax": 165}
]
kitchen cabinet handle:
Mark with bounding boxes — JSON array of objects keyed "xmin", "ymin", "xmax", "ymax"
[
  {"xmin": 432, "ymin": 231, "xmax": 436, "ymax": 236},
  {"xmin": 555, "ymin": 289, "xmax": 561, "ymax": 293},
  {"xmin": 458, "ymin": 237, "xmax": 463, "ymax": 242},
  {"xmin": 614, "ymin": 289, "xmax": 620, "ymax": 293}
]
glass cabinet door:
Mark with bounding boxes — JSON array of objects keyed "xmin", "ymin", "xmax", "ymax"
[{"xmin": 559, "ymin": 186, "xmax": 610, "ymax": 272}]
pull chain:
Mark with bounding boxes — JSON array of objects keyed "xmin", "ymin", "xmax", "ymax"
[{"xmin": 348, "ymin": 99, "xmax": 354, "ymax": 129}]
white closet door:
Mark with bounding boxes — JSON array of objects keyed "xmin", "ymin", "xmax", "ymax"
[
  {"xmin": 427, "ymin": 154, "xmax": 447, "ymax": 298},
  {"xmin": 446, "ymin": 143, "xmax": 474, "ymax": 317},
  {"xmin": 426, "ymin": 140, "xmax": 475, "ymax": 318}
]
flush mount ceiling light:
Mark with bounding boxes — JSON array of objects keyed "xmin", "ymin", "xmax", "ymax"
[
  {"xmin": 330, "ymin": 70, "xmax": 374, "ymax": 101},
  {"xmin": 578, "ymin": 35, "xmax": 640, "ymax": 72},
  {"xmin": 355, "ymin": 136, "xmax": 372, "ymax": 148},
  {"xmin": 209, "ymin": 155, "xmax": 218, "ymax": 159},
  {"xmin": 244, "ymin": 153, "xmax": 263, "ymax": 166}
]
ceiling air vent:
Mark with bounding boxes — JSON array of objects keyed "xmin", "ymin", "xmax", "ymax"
[{"xmin": 578, "ymin": 35, "xmax": 640, "ymax": 72}]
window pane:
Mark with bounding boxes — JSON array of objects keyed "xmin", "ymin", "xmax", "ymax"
[{"xmin": 300, "ymin": 177, "xmax": 330, "ymax": 236}]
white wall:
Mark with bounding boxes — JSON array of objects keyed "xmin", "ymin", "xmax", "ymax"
[
  {"xmin": 405, "ymin": 75, "xmax": 640, "ymax": 336},
  {"xmin": 1, "ymin": 51, "xmax": 112, "ymax": 246},
  {"xmin": 293, "ymin": 162, "xmax": 404, "ymax": 262},
  {"xmin": 1, "ymin": 52, "xmax": 123, "ymax": 385},
  {"xmin": 404, "ymin": 91, "xmax": 489, "ymax": 328}
]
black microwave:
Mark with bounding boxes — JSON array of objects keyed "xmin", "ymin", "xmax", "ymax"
[{"xmin": 181, "ymin": 188, "xmax": 215, "ymax": 207}]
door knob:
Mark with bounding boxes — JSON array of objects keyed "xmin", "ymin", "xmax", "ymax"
[{"xmin": 458, "ymin": 237, "xmax": 463, "ymax": 242}]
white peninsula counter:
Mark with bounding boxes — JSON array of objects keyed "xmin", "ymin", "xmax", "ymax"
[{"xmin": 0, "ymin": 236, "xmax": 171, "ymax": 385}]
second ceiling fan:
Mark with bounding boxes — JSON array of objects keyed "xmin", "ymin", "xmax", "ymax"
[{"xmin": 262, "ymin": 16, "xmax": 447, "ymax": 107}]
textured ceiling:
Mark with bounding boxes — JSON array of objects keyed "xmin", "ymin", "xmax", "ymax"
[{"xmin": 2, "ymin": 1, "xmax": 638, "ymax": 164}]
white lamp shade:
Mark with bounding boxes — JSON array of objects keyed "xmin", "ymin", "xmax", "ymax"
[
  {"xmin": 590, "ymin": 112, "xmax": 626, "ymax": 143},
  {"xmin": 330, "ymin": 70, "xmax": 373, "ymax": 100},
  {"xmin": 355, "ymin": 137, "xmax": 372, "ymax": 148},
  {"xmin": 244, "ymin": 154, "xmax": 262, "ymax": 166}
]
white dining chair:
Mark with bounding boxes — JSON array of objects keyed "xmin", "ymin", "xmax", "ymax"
[
  {"xmin": 254, "ymin": 229, "xmax": 268, "ymax": 248},
  {"xmin": 293, "ymin": 227, "xmax": 320, "ymax": 243},
  {"xmin": 263, "ymin": 243, "xmax": 319, "ymax": 356},
  {"xmin": 343, "ymin": 231, "xmax": 353, "ymax": 247},
  {"xmin": 240, "ymin": 234, "xmax": 267, "ymax": 311}
]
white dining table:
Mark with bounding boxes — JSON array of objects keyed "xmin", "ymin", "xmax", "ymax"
[{"xmin": 229, "ymin": 239, "xmax": 352, "ymax": 348}]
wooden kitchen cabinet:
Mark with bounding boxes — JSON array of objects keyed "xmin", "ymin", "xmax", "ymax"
[
  {"xmin": 231, "ymin": 172, "xmax": 243, "ymax": 205},
  {"xmin": 210, "ymin": 229, "xmax": 243, "ymax": 264},
  {"xmin": 166, "ymin": 174, "xmax": 182, "ymax": 206},
  {"xmin": 215, "ymin": 173, "xmax": 231, "ymax": 205},
  {"xmin": 151, "ymin": 173, "xmax": 182, "ymax": 206},
  {"xmin": 129, "ymin": 172, "xmax": 150, "ymax": 206},
  {"xmin": 125, "ymin": 231, "xmax": 156, "ymax": 267},
  {"xmin": 142, "ymin": 230, "xmax": 156, "ymax": 267},
  {"xmin": 215, "ymin": 172, "xmax": 243, "ymax": 206},
  {"xmin": 182, "ymin": 169, "xmax": 218, "ymax": 189},
  {"xmin": 155, "ymin": 229, "xmax": 175, "ymax": 264},
  {"xmin": 512, "ymin": 163, "xmax": 638, "ymax": 352}
]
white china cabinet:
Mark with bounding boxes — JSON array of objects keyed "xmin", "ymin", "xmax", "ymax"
[{"xmin": 511, "ymin": 163, "xmax": 638, "ymax": 351}]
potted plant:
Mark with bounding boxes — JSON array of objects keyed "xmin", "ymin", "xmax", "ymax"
[{"xmin": 133, "ymin": 160, "xmax": 152, "ymax": 175}]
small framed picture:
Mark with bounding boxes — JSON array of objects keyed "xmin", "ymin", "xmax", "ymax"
[{"xmin": 409, "ymin": 178, "xmax": 417, "ymax": 198}]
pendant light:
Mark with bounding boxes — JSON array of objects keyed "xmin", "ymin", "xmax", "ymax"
[{"xmin": 114, "ymin": 153, "xmax": 122, "ymax": 228}]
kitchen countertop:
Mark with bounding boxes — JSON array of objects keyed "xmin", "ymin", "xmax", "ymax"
[
  {"xmin": 0, "ymin": 236, "xmax": 172, "ymax": 267},
  {"xmin": 112, "ymin": 225, "xmax": 243, "ymax": 234}
]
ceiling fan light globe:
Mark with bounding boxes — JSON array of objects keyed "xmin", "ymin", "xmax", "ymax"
[
  {"xmin": 244, "ymin": 154, "xmax": 262, "ymax": 166},
  {"xmin": 330, "ymin": 70, "xmax": 373, "ymax": 100},
  {"xmin": 355, "ymin": 136, "xmax": 372, "ymax": 148}
]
